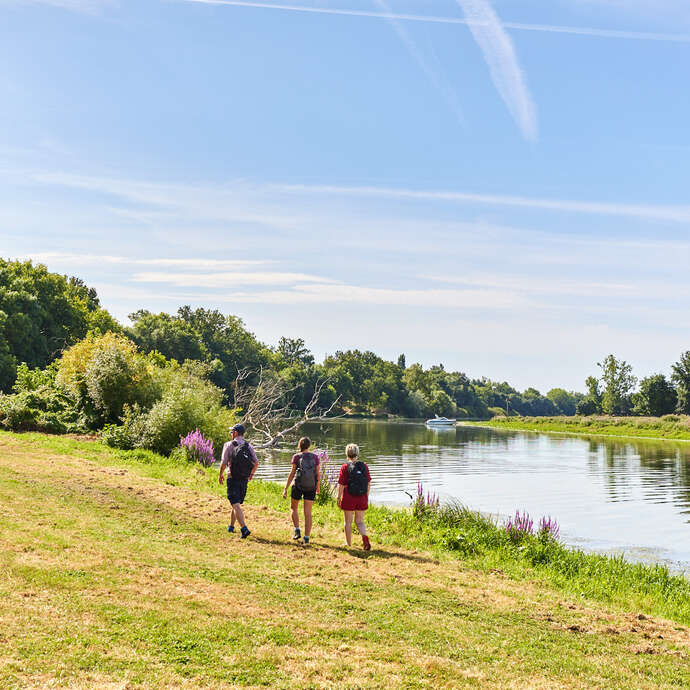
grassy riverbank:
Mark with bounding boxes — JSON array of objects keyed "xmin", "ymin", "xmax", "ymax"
[
  {"xmin": 2, "ymin": 431, "xmax": 690, "ymax": 687},
  {"xmin": 469, "ymin": 415, "xmax": 690, "ymax": 441}
]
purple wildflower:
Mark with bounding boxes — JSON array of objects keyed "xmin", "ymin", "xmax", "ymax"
[
  {"xmin": 505, "ymin": 510, "xmax": 534, "ymax": 542},
  {"xmin": 537, "ymin": 515, "xmax": 560, "ymax": 540},
  {"xmin": 316, "ymin": 449, "xmax": 338, "ymax": 501},
  {"xmin": 179, "ymin": 429, "xmax": 215, "ymax": 467},
  {"xmin": 413, "ymin": 481, "xmax": 441, "ymax": 518}
]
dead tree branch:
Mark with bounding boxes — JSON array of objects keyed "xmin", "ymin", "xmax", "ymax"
[{"xmin": 232, "ymin": 369, "xmax": 341, "ymax": 449}]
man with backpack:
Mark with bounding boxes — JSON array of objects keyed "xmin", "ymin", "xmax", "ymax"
[
  {"xmin": 282, "ymin": 437, "xmax": 320, "ymax": 544},
  {"xmin": 219, "ymin": 423, "xmax": 259, "ymax": 539}
]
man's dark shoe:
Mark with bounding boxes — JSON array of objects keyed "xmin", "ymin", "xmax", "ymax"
[
  {"xmin": 241, "ymin": 526, "xmax": 251, "ymax": 539},
  {"xmin": 227, "ymin": 525, "xmax": 235, "ymax": 533},
  {"xmin": 293, "ymin": 527, "xmax": 301, "ymax": 540}
]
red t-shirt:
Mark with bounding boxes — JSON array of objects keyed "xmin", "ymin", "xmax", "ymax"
[{"xmin": 338, "ymin": 461, "xmax": 371, "ymax": 511}]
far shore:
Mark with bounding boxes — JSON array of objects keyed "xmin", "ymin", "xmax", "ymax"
[{"xmin": 464, "ymin": 414, "xmax": 690, "ymax": 443}]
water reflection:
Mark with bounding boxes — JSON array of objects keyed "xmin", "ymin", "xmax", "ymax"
[{"xmin": 253, "ymin": 420, "xmax": 690, "ymax": 569}]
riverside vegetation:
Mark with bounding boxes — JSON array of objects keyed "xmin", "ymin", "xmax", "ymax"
[
  {"xmin": 476, "ymin": 415, "xmax": 690, "ymax": 442},
  {"xmin": 3, "ymin": 260, "xmax": 690, "ymax": 448},
  {"xmin": 2, "ymin": 430, "xmax": 690, "ymax": 687}
]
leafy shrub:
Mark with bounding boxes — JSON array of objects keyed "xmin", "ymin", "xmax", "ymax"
[
  {"xmin": 0, "ymin": 396, "xmax": 40, "ymax": 431},
  {"xmin": 0, "ymin": 374, "xmax": 84, "ymax": 433},
  {"xmin": 57, "ymin": 332, "xmax": 159, "ymax": 427},
  {"xmin": 13, "ymin": 362, "xmax": 58, "ymax": 392},
  {"xmin": 112, "ymin": 370, "xmax": 236, "ymax": 456},
  {"xmin": 101, "ymin": 423, "xmax": 134, "ymax": 450},
  {"xmin": 488, "ymin": 406, "xmax": 507, "ymax": 417},
  {"xmin": 84, "ymin": 343, "xmax": 154, "ymax": 423}
]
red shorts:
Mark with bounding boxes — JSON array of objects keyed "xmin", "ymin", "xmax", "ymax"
[{"xmin": 340, "ymin": 489, "xmax": 368, "ymax": 511}]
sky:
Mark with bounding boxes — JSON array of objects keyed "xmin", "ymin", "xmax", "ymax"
[{"xmin": 1, "ymin": 0, "xmax": 689, "ymax": 392}]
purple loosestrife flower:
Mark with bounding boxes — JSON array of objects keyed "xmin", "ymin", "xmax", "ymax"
[
  {"xmin": 413, "ymin": 482, "xmax": 440, "ymax": 518},
  {"xmin": 316, "ymin": 449, "xmax": 339, "ymax": 502},
  {"xmin": 505, "ymin": 510, "xmax": 534, "ymax": 542},
  {"xmin": 538, "ymin": 516, "xmax": 560, "ymax": 540},
  {"xmin": 180, "ymin": 429, "xmax": 215, "ymax": 467}
]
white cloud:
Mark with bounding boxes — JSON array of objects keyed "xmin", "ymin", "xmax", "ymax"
[
  {"xmin": 23, "ymin": 252, "xmax": 272, "ymax": 270},
  {"xmin": 278, "ymin": 182, "xmax": 690, "ymax": 223},
  {"xmin": 0, "ymin": 0, "xmax": 115, "ymax": 12},
  {"xmin": 455, "ymin": 0, "xmax": 537, "ymax": 140},
  {"xmin": 201, "ymin": 283, "xmax": 529, "ymax": 308},
  {"xmin": 131, "ymin": 271, "xmax": 339, "ymax": 288},
  {"xmin": 26, "ymin": 170, "xmax": 690, "ymax": 225}
]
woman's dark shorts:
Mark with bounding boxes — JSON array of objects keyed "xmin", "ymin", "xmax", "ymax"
[
  {"xmin": 291, "ymin": 485, "xmax": 316, "ymax": 502},
  {"xmin": 227, "ymin": 478, "xmax": 249, "ymax": 505}
]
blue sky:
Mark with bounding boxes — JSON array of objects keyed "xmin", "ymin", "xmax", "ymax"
[{"xmin": 1, "ymin": 0, "xmax": 689, "ymax": 391}]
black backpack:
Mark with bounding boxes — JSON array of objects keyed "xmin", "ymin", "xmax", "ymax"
[
  {"xmin": 347, "ymin": 460, "xmax": 368, "ymax": 496},
  {"xmin": 295, "ymin": 452, "xmax": 317, "ymax": 492},
  {"xmin": 231, "ymin": 441, "xmax": 254, "ymax": 480}
]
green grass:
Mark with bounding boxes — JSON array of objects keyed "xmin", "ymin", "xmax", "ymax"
[
  {"xmin": 469, "ymin": 414, "xmax": 690, "ymax": 441},
  {"xmin": 1, "ymin": 430, "xmax": 690, "ymax": 688}
]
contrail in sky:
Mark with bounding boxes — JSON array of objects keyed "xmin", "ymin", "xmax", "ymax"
[
  {"xmin": 181, "ymin": 0, "xmax": 690, "ymax": 42},
  {"xmin": 372, "ymin": 0, "xmax": 465, "ymax": 124},
  {"xmin": 456, "ymin": 0, "xmax": 537, "ymax": 141}
]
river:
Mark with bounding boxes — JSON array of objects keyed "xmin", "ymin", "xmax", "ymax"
[{"xmin": 253, "ymin": 419, "xmax": 690, "ymax": 571}]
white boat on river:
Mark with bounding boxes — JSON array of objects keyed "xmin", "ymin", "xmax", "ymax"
[{"xmin": 425, "ymin": 416, "xmax": 456, "ymax": 428}]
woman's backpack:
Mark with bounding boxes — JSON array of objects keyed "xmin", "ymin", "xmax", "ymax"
[
  {"xmin": 231, "ymin": 441, "xmax": 255, "ymax": 480},
  {"xmin": 295, "ymin": 452, "xmax": 317, "ymax": 492},
  {"xmin": 347, "ymin": 461, "xmax": 368, "ymax": 496}
]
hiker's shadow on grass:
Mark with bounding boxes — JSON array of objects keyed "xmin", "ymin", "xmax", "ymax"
[{"xmin": 251, "ymin": 536, "xmax": 438, "ymax": 564}]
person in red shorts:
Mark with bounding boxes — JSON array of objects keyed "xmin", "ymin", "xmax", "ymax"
[{"xmin": 337, "ymin": 443, "xmax": 371, "ymax": 550}]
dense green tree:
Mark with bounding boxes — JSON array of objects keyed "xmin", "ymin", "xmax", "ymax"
[
  {"xmin": 519, "ymin": 388, "xmax": 559, "ymax": 416},
  {"xmin": 397, "ymin": 353, "xmax": 406, "ymax": 369},
  {"xmin": 585, "ymin": 376, "xmax": 601, "ymax": 402},
  {"xmin": 547, "ymin": 388, "xmax": 578, "ymax": 416},
  {"xmin": 177, "ymin": 306, "xmax": 269, "ymax": 391},
  {"xmin": 0, "ymin": 259, "xmax": 117, "ymax": 391},
  {"xmin": 576, "ymin": 397, "xmax": 600, "ymax": 415},
  {"xmin": 576, "ymin": 376, "xmax": 602, "ymax": 415},
  {"xmin": 598, "ymin": 354, "xmax": 636, "ymax": 415},
  {"xmin": 632, "ymin": 374, "xmax": 677, "ymax": 417},
  {"xmin": 276, "ymin": 337, "xmax": 314, "ymax": 366},
  {"xmin": 429, "ymin": 389, "xmax": 455, "ymax": 417},
  {"xmin": 671, "ymin": 351, "xmax": 690, "ymax": 414},
  {"xmin": 128, "ymin": 310, "xmax": 207, "ymax": 363}
]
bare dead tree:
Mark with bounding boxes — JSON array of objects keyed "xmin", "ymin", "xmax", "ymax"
[{"xmin": 232, "ymin": 368, "xmax": 341, "ymax": 449}]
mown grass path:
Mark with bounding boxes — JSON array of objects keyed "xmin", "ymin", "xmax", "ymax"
[{"xmin": 1, "ymin": 433, "xmax": 689, "ymax": 688}]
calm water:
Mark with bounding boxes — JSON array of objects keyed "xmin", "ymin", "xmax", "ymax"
[{"xmin": 254, "ymin": 419, "xmax": 690, "ymax": 571}]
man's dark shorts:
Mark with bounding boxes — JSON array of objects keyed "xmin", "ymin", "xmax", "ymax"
[
  {"xmin": 291, "ymin": 485, "xmax": 316, "ymax": 502},
  {"xmin": 227, "ymin": 478, "xmax": 249, "ymax": 505}
]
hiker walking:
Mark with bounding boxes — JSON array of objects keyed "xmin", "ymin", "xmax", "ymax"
[
  {"xmin": 219, "ymin": 423, "xmax": 258, "ymax": 539},
  {"xmin": 337, "ymin": 443, "xmax": 371, "ymax": 550},
  {"xmin": 282, "ymin": 437, "xmax": 320, "ymax": 544}
]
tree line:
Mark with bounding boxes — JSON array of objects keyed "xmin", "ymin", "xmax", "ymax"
[
  {"xmin": 575, "ymin": 353, "xmax": 690, "ymax": 417},
  {"xmin": 1, "ymin": 259, "xmax": 689, "ymax": 433}
]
